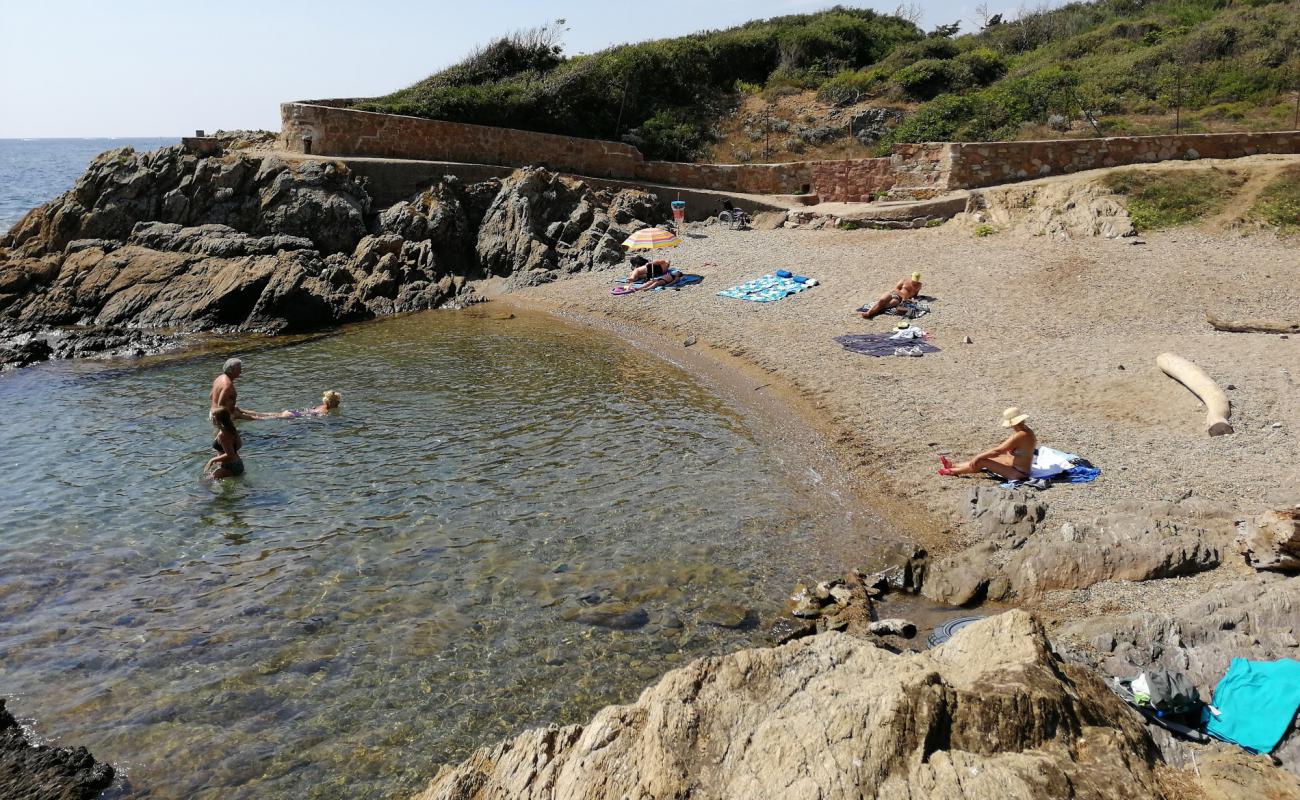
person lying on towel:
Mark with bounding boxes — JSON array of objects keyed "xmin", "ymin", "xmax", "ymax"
[
  {"xmin": 860, "ymin": 272, "xmax": 922, "ymax": 319},
  {"xmin": 625, "ymin": 254, "xmax": 681, "ymax": 292},
  {"xmin": 938, "ymin": 407, "xmax": 1037, "ymax": 480}
]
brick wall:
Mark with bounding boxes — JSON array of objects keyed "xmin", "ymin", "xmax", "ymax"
[
  {"xmin": 281, "ymin": 103, "xmax": 645, "ymax": 179},
  {"xmin": 944, "ymin": 131, "xmax": 1300, "ymax": 189},
  {"xmin": 809, "ymin": 158, "xmax": 894, "ymax": 202}
]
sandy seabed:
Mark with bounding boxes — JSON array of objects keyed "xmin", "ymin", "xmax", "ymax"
[{"xmin": 510, "ymin": 222, "xmax": 1300, "ymax": 621}]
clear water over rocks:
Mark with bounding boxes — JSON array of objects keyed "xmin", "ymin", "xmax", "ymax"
[{"xmin": 0, "ymin": 309, "xmax": 883, "ymax": 799}]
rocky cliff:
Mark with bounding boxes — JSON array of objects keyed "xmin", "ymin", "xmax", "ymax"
[
  {"xmin": 413, "ymin": 611, "xmax": 1170, "ymax": 800},
  {"xmin": 0, "ymin": 139, "xmax": 663, "ymax": 370}
]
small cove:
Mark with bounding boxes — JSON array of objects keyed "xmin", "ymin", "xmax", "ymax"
[{"xmin": 0, "ymin": 308, "xmax": 904, "ymax": 799}]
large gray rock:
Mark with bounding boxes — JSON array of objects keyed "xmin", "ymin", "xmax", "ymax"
[
  {"xmin": 1, "ymin": 698, "xmax": 115, "ymax": 800},
  {"xmin": 412, "ymin": 611, "xmax": 1167, "ymax": 800},
  {"xmin": 476, "ymin": 168, "xmax": 656, "ymax": 290},
  {"xmin": 1058, "ymin": 574, "xmax": 1300, "ymax": 778},
  {"xmin": 923, "ymin": 494, "xmax": 1227, "ymax": 604},
  {"xmin": 0, "ymin": 146, "xmax": 663, "ymax": 369}
]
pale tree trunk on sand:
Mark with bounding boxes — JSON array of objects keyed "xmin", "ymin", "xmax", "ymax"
[{"xmin": 1157, "ymin": 352, "xmax": 1234, "ymax": 437}]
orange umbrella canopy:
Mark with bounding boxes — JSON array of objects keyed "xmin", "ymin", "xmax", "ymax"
[{"xmin": 622, "ymin": 227, "xmax": 682, "ymax": 250}]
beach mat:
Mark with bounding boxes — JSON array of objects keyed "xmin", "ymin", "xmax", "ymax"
[
  {"xmin": 718, "ymin": 274, "xmax": 812, "ymax": 303},
  {"xmin": 611, "ymin": 274, "xmax": 704, "ymax": 295},
  {"xmin": 836, "ymin": 332, "xmax": 940, "ymax": 357}
]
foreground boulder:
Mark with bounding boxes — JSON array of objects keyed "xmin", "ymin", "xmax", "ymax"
[
  {"xmin": 0, "ymin": 699, "xmax": 115, "ymax": 800},
  {"xmin": 0, "ymin": 140, "xmax": 663, "ymax": 370},
  {"xmin": 413, "ymin": 610, "xmax": 1165, "ymax": 800},
  {"xmin": 1059, "ymin": 573, "xmax": 1300, "ymax": 778},
  {"xmin": 924, "ymin": 489, "xmax": 1230, "ymax": 605}
]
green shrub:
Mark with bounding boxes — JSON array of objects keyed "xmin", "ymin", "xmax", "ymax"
[
  {"xmin": 892, "ymin": 58, "xmax": 973, "ymax": 100},
  {"xmin": 955, "ymin": 48, "xmax": 1007, "ymax": 84},
  {"xmin": 974, "ymin": 224, "xmax": 997, "ymax": 237},
  {"xmin": 817, "ymin": 68, "xmax": 877, "ymax": 105},
  {"xmin": 1104, "ymin": 168, "xmax": 1245, "ymax": 230},
  {"xmin": 629, "ymin": 110, "xmax": 712, "ymax": 162}
]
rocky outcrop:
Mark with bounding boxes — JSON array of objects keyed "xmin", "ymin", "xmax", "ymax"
[
  {"xmin": 1058, "ymin": 574, "xmax": 1300, "ymax": 778},
  {"xmin": 923, "ymin": 489, "xmax": 1229, "ymax": 605},
  {"xmin": 961, "ymin": 179, "xmax": 1137, "ymax": 239},
  {"xmin": 413, "ymin": 610, "xmax": 1167, "ymax": 800},
  {"xmin": 1240, "ymin": 503, "xmax": 1300, "ymax": 572},
  {"xmin": 1, "ymin": 699, "xmax": 115, "ymax": 800},
  {"xmin": 0, "ymin": 142, "xmax": 662, "ymax": 370}
]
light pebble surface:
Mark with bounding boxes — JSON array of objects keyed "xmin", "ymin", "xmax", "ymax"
[{"xmin": 517, "ymin": 222, "xmax": 1300, "ymax": 563}]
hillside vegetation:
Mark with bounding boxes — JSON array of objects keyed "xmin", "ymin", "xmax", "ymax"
[{"xmin": 357, "ymin": 1, "xmax": 1300, "ymax": 162}]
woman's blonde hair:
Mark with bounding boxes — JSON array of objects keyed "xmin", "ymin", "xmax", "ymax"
[{"xmin": 322, "ymin": 390, "xmax": 342, "ymax": 408}]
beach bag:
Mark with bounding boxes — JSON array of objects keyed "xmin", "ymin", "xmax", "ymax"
[{"xmin": 1131, "ymin": 670, "xmax": 1202, "ymax": 715}]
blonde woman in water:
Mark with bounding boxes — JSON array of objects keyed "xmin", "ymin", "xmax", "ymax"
[{"xmin": 267, "ymin": 390, "xmax": 342, "ymax": 418}]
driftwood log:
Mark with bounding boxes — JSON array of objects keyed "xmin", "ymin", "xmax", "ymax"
[
  {"xmin": 1206, "ymin": 311, "xmax": 1300, "ymax": 334},
  {"xmin": 1156, "ymin": 352, "xmax": 1234, "ymax": 436}
]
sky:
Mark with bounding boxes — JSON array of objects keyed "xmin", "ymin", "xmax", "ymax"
[{"xmin": 0, "ymin": 0, "xmax": 1048, "ymax": 138}]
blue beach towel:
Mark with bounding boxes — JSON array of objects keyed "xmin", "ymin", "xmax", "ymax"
[
  {"xmin": 998, "ymin": 447, "xmax": 1101, "ymax": 489},
  {"xmin": 1204, "ymin": 657, "xmax": 1300, "ymax": 754},
  {"xmin": 653, "ymin": 274, "xmax": 704, "ymax": 291},
  {"xmin": 718, "ymin": 274, "xmax": 812, "ymax": 303}
]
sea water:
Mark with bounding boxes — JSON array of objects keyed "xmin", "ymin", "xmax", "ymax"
[
  {"xmin": 0, "ymin": 310, "xmax": 895, "ymax": 799},
  {"xmin": 0, "ymin": 138, "xmax": 178, "ymax": 232}
]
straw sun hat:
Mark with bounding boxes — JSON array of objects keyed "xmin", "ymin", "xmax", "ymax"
[{"xmin": 1001, "ymin": 407, "xmax": 1029, "ymax": 427}]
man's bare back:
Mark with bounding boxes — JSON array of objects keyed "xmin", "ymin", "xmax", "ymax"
[{"xmin": 210, "ymin": 373, "xmax": 236, "ymax": 414}]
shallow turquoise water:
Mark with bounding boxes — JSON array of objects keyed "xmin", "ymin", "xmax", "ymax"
[{"xmin": 0, "ymin": 309, "xmax": 883, "ymax": 799}]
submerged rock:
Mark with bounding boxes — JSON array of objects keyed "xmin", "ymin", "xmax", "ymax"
[
  {"xmin": 0, "ymin": 699, "xmax": 115, "ymax": 800},
  {"xmin": 412, "ymin": 611, "xmax": 1167, "ymax": 800}
]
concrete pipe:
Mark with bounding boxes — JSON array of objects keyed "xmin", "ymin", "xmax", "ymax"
[{"xmin": 1157, "ymin": 352, "xmax": 1234, "ymax": 437}]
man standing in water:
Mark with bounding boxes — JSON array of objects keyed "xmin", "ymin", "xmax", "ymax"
[
  {"xmin": 209, "ymin": 358, "xmax": 258, "ymax": 421},
  {"xmin": 210, "ymin": 358, "xmax": 281, "ymax": 422}
]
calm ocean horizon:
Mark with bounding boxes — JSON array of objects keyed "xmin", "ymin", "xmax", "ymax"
[{"xmin": 0, "ymin": 137, "xmax": 178, "ymax": 232}]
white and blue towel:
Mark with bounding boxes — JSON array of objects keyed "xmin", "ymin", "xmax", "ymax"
[{"xmin": 717, "ymin": 274, "xmax": 813, "ymax": 303}]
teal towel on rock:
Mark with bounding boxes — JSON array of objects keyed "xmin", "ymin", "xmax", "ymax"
[{"xmin": 1205, "ymin": 657, "xmax": 1300, "ymax": 754}]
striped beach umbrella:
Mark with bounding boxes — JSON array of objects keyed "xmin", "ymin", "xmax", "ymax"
[{"xmin": 622, "ymin": 227, "xmax": 681, "ymax": 250}]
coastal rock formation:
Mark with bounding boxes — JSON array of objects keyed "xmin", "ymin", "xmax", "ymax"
[
  {"xmin": 1058, "ymin": 574, "xmax": 1300, "ymax": 778},
  {"xmin": 412, "ymin": 610, "xmax": 1167, "ymax": 800},
  {"xmin": 0, "ymin": 140, "xmax": 662, "ymax": 369},
  {"xmin": 1, "ymin": 699, "xmax": 115, "ymax": 800},
  {"xmin": 923, "ymin": 490, "xmax": 1229, "ymax": 605},
  {"xmin": 962, "ymin": 179, "xmax": 1137, "ymax": 238}
]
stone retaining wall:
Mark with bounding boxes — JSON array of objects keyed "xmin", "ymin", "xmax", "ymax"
[
  {"xmin": 282, "ymin": 104, "xmax": 1300, "ymax": 201},
  {"xmin": 637, "ymin": 160, "xmax": 814, "ymax": 196},
  {"xmin": 810, "ymin": 158, "xmax": 894, "ymax": 202},
  {"xmin": 280, "ymin": 103, "xmax": 645, "ymax": 179},
  {"xmin": 944, "ymin": 131, "xmax": 1300, "ymax": 189}
]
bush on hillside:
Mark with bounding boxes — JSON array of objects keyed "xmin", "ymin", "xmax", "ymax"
[
  {"xmin": 892, "ymin": 59, "xmax": 973, "ymax": 100},
  {"xmin": 954, "ymin": 48, "xmax": 1007, "ymax": 84},
  {"xmin": 816, "ymin": 68, "xmax": 878, "ymax": 105}
]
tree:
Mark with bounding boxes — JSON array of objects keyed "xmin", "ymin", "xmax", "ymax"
[{"xmin": 930, "ymin": 21, "xmax": 963, "ymax": 38}]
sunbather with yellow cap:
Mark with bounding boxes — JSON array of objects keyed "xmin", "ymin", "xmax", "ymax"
[{"xmin": 860, "ymin": 272, "xmax": 922, "ymax": 319}]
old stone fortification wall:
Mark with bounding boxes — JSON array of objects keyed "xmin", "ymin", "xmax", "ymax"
[
  {"xmin": 809, "ymin": 159, "xmax": 893, "ymax": 203},
  {"xmin": 283, "ymin": 104, "xmax": 1300, "ymax": 201},
  {"xmin": 942, "ymin": 131, "xmax": 1300, "ymax": 189},
  {"xmin": 280, "ymin": 102, "xmax": 645, "ymax": 179}
]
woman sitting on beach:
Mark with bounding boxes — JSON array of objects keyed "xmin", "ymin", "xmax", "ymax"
[
  {"xmin": 274, "ymin": 390, "xmax": 342, "ymax": 418},
  {"xmin": 938, "ymin": 407, "xmax": 1036, "ymax": 480},
  {"xmin": 624, "ymin": 254, "xmax": 681, "ymax": 291},
  {"xmin": 205, "ymin": 408, "xmax": 244, "ymax": 478}
]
